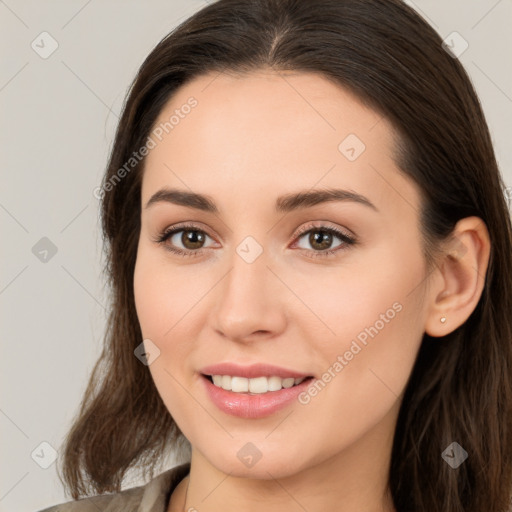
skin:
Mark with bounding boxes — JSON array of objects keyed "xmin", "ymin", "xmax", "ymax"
[{"xmin": 133, "ymin": 69, "xmax": 490, "ymax": 512}]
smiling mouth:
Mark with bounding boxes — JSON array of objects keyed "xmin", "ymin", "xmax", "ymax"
[{"xmin": 202, "ymin": 373, "xmax": 315, "ymax": 394}]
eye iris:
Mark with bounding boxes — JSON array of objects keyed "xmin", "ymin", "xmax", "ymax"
[
  {"xmin": 171, "ymin": 227, "xmax": 342, "ymax": 253},
  {"xmin": 182, "ymin": 230, "xmax": 205, "ymax": 249},
  {"xmin": 310, "ymin": 230, "xmax": 332, "ymax": 250}
]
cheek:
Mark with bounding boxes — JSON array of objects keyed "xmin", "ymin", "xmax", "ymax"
[
  {"xmin": 134, "ymin": 248, "xmax": 201, "ymax": 429},
  {"xmin": 289, "ymin": 241, "xmax": 426, "ymax": 395},
  {"xmin": 133, "ymin": 242, "xmax": 205, "ymax": 365},
  {"xmin": 290, "ymin": 256, "xmax": 423, "ymax": 346},
  {"xmin": 287, "ymin": 274, "xmax": 425, "ymax": 454},
  {"xmin": 134, "ymin": 244, "xmax": 196, "ymax": 339},
  {"xmin": 133, "ymin": 247, "xmax": 194, "ymax": 399}
]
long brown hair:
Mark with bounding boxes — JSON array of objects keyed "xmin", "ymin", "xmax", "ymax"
[{"xmin": 58, "ymin": 0, "xmax": 512, "ymax": 510}]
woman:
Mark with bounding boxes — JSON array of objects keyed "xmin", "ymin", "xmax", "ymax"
[{"xmin": 38, "ymin": 0, "xmax": 512, "ymax": 511}]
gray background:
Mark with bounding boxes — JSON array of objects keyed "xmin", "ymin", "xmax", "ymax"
[{"xmin": 1, "ymin": 1, "xmax": 511, "ymax": 511}]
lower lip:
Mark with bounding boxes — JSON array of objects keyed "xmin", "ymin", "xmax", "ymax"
[{"xmin": 200, "ymin": 374, "xmax": 314, "ymax": 419}]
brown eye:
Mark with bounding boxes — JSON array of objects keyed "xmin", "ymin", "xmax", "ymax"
[
  {"xmin": 294, "ymin": 226, "xmax": 355, "ymax": 256},
  {"xmin": 179, "ymin": 229, "xmax": 207, "ymax": 250},
  {"xmin": 155, "ymin": 224, "xmax": 215, "ymax": 257},
  {"xmin": 306, "ymin": 230, "xmax": 336, "ymax": 251},
  {"xmin": 155, "ymin": 222, "xmax": 356, "ymax": 260},
  {"xmin": 294, "ymin": 225, "xmax": 358, "ymax": 258}
]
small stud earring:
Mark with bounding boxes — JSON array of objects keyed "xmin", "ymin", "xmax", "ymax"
[{"xmin": 440, "ymin": 316, "xmax": 447, "ymax": 323}]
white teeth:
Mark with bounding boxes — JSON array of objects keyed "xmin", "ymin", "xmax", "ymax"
[
  {"xmin": 232, "ymin": 376, "xmax": 249, "ymax": 392},
  {"xmin": 221, "ymin": 375, "xmax": 231, "ymax": 390},
  {"xmin": 210, "ymin": 375, "xmax": 307, "ymax": 393}
]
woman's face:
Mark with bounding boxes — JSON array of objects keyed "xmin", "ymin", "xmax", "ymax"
[{"xmin": 134, "ymin": 69, "xmax": 430, "ymax": 479}]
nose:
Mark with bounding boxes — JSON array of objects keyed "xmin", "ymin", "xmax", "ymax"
[{"xmin": 210, "ymin": 245, "xmax": 287, "ymax": 343}]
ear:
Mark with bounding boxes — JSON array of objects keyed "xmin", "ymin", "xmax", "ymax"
[{"xmin": 424, "ymin": 216, "xmax": 491, "ymax": 337}]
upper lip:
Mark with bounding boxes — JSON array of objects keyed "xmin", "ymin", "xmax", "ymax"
[{"xmin": 199, "ymin": 362, "xmax": 312, "ymax": 379}]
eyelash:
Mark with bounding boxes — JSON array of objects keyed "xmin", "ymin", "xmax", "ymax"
[{"xmin": 153, "ymin": 222, "xmax": 357, "ymax": 259}]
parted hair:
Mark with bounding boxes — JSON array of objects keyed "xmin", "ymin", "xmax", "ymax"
[{"xmin": 57, "ymin": 1, "xmax": 512, "ymax": 510}]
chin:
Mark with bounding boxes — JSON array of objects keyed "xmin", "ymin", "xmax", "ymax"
[{"xmin": 203, "ymin": 443, "xmax": 313, "ymax": 480}]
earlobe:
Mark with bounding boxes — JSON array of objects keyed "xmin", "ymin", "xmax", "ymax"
[{"xmin": 424, "ymin": 216, "xmax": 491, "ymax": 338}]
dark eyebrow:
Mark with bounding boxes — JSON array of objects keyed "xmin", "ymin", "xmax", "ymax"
[
  {"xmin": 144, "ymin": 187, "xmax": 378, "ymax": 213},
  {"xmin": 275, "ymin": 188, "xmax": 378, "ymax": 213}
]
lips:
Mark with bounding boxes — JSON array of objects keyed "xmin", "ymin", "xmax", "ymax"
[
  {"xmin": 201, "ymin": 373, "xmax": 315, "ymax": 418},
  {"xmin": 199, "ymin": 362, "xmax": 313, "ymax": 379}
]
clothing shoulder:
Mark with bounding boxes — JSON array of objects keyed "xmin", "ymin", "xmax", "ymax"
[{"xmin": 35, "ymin": 462, "xmax": 191, "ymax": 512}]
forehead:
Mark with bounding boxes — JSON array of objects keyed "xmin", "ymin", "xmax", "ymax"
[{"xmin": 141, "ymin": 69, "xmax": 419, "ymax": 219}]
